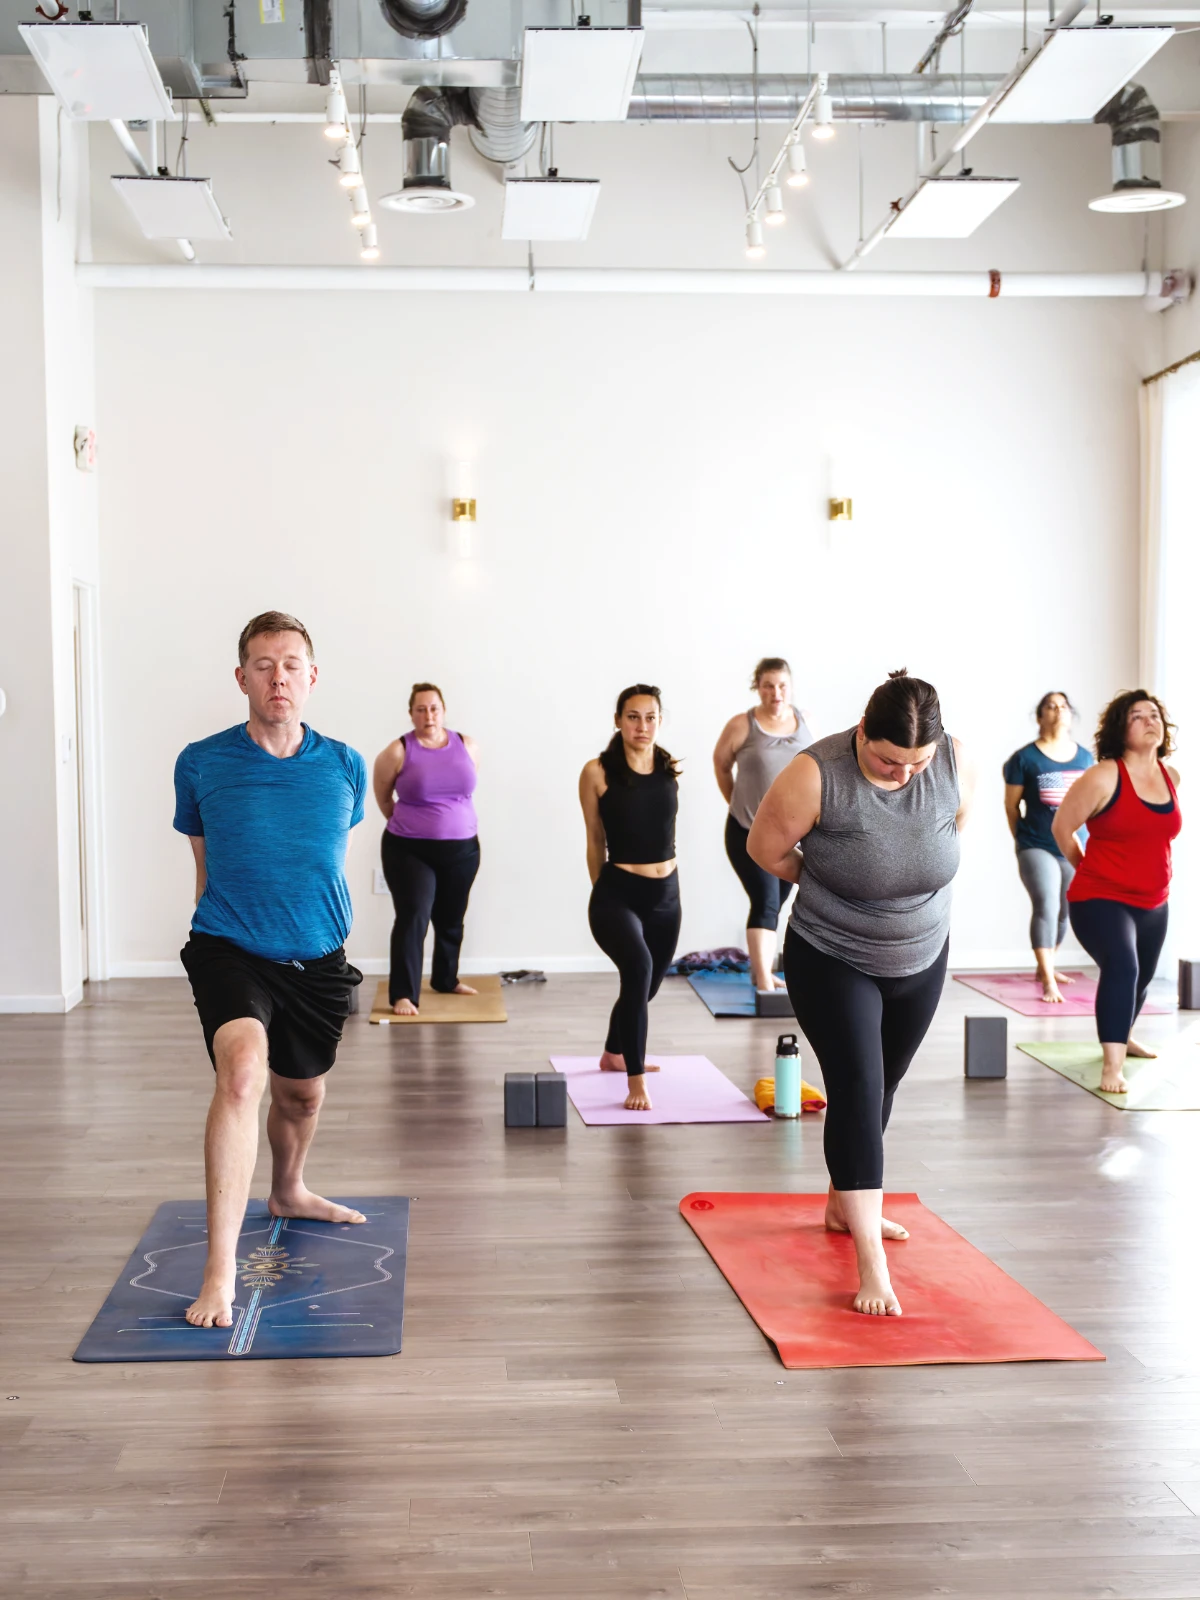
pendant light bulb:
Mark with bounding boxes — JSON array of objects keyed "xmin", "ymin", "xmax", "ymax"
[
  {"xmin": 324, "ymin": 71, "xmax": 349, "ymax": 142},
  {"xmin": 786, "ymin": 142, "xmax": 809, "ymax": 187},
  {"xmin": 764, "ymin": 184, "xmax": 785, "ymax": 225},
  {"xmin": 745, "ymin": 216, "xmax": 765, "ymax": 259},
  {"xmin": 812, "ymin": 92, "xmax": 835, "ymax": 140},
  {"xmin": 360, "ymin": 223, "xmax": 380, "ymax": 261},
  {"xmin": 350, "ymin": 188, "xmax": 372, "ymax": 228},
  {"xmin": 338, "ymin": 141, "xmax": 363, "ymax": 190}
]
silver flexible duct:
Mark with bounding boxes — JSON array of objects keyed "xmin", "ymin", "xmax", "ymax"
[
  {"xmin": 469, "ymin": 87, "xmax": 538, "ymax": 166},
  {"xmin": 1095, "ymin": 82, "xmax": 1166, "ymax": 195},
  {"xmin": 627, "ymin": 74, "xmax": 1001, "ymax": 125}
]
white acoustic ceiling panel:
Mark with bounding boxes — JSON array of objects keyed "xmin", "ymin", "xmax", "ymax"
[
  {"xmin": 886, "ymin": 176, "xmax": 1021, "ymax": 239},
  {"xmin": 991, "ymin": 26, "xmax": 1174, "ymax": 124},
  {"xmin": 502, "ymin": 178, "xmax": 600, "ymax": 242},
  {"xmin": 520, "ymin": 27, "xmax": 644, "ymax": 122},
  {"xmin": 19, "ymin": 21, "xmax": 176, "ymax": 122},
  {"xmin": 111, "ymin": 177, "xmax": 231, "ymax": 240}
]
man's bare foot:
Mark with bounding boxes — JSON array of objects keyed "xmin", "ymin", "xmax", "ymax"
[
  {"xmin": 268, "ymin": 1189, "xmax": 366, "ymax": 1224},
  {"xmin": 600, "ymin": 1051, "xmax": 658, "ymax": 1072},
  {"xmin": 453, "ymin": 982, "xmax": 477, "ymax": 996},
  {"xmin": 825, "ymin": 1190, "xmax": 908, "ymax": 1241},
  {"xmin": 624, "ymin": 1075, "xmax": 653, "ymax": 1111},
  {"xmin": 1126, "ymin": 1037, "xmax": 1157, "ymax": 1059},
  {"xmin": 185, "ymin": 1277, "xmax": 235, "ymax": 1329},
  {"xmin": 392, "ymin": 997, "xmax": 419, "ymax": 1016},
  {"xmin": 853, "ymin": 1258, "xmax": 902, "ymax": 1316}
]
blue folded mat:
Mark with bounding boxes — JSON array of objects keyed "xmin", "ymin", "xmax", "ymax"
[
  {"xmin": 74, "ymin": 1196, "xmax": 409, "ymax": 1362},
  {"xmin": 687, "ymin": 969, "xmax": 759, "ymax": 1018}
]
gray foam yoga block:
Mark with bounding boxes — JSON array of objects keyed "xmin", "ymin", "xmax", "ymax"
[
  {"xmin": 1179, "ymin": 960, "xmax": 1200, "ymax": 1010},
  {"xmin": 504, "ymin": 1072, "xmax": 537, "ymax": 1127},
  {"xmin": 755, "ymin": 987, "xmax": 795, "ymax": 1018},
  {"xmin": 964, "ymin": 1016, "xmax": 1007, "ymax": 1079},
  {"xmin": 535, "ymin": 1071, "xmax": 567, "ymax": 1127}
]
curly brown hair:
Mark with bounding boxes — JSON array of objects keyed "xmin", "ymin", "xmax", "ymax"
[{"xmin": 1094, "ymin": 689, "xmax": 1176, "ymax": 763}]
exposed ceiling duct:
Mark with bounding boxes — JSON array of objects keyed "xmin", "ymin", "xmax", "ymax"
[
  {"xmin": 1090, "ymin": 81, "xmax": 1186, "ymax": 212},
  {"xmin": 378, "ymin": 0, "xmax": 470, "ymax": 42},
  {"xmin": 382, "ymin": 84, "xmax": 478, "ymax": 213},
  {"xmin": 468, "ymin": 87, "xmax": 538, "ymax": 168},
  {"xmin": 628, "ymin": 75, "xmax": 1000, "ymax": 125}
]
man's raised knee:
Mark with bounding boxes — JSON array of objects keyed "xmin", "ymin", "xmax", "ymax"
[{"xmin": 213, "ymin": 1042, "xmax": 267, "ymax": 1108}]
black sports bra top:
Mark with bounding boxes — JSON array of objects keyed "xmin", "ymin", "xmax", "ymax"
[{"xmin": 598, "ymin": 765, "xmax": 678, "ymax": 864}]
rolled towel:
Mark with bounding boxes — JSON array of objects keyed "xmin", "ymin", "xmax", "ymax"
[{"xmin": 753, "ymin": 1077, "xmax": 826, "ymax": 1114}]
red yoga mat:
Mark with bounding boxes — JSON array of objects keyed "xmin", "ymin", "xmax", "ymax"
[{"xmin": 680, "ymin": 1192, "xmax": 1104, "ymax": 1370}]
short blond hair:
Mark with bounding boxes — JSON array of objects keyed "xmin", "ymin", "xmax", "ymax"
[{"xmin": 238, "ymin": 611, "xmax": 314, "ymax": 666}]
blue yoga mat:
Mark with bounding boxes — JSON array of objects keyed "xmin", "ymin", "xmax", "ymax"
[
  {"xmin": 73, "ymin": 1197, "xmax": 409, "ymax": 1363},
  {"xmin": 687, "ymin": 970, "xmax": 758, "ymax": 1017}
]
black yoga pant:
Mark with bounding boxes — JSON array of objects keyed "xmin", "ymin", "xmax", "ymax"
[
  {"xmin": 381, "ymin": 830, "xmax": 481, "ymax": 1005},
  {"xmin": 1068, "ymin": 897, "xmax": 1169, "ymax": 1045},
  {"xmin": 725, "ymin": 814, "xmax": 794, "ymax": 932},
  {"xmin": 588, "ymin": 865, "xmax": 681, "ymax": 1077},
  {"xmin": 784, "ymin": 928, "xmax": 948, "ymax": 1191}
]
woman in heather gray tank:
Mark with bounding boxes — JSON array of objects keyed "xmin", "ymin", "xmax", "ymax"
[
  {"xmin": 749, "ymin": 671, "xmax": 974, "ymax": 1319},
  {"xmin": 713, "ymin": 657, "xmax": 815, "ymax": 992}
]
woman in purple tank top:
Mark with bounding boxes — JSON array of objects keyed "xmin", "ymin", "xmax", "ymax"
[{"xmin": 373, "ymin": 682, "xmax": 480, "ymax": 1016}]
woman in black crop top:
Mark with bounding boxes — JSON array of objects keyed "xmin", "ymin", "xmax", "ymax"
[{"xmin": 578, "ymin": 685, "xmax": 681, "ymax": 1111}]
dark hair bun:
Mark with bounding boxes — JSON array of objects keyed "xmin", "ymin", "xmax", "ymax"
[{"xmin": 863, "ymin": 671, "xmax": 943, "ymax": 749}]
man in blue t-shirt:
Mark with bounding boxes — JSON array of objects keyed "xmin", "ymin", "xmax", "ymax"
[{"xmin": 174, "ymin": 610, "xmax": 368, "ymax": 1330}]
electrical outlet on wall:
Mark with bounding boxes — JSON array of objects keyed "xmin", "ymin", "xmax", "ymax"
[{"xmin": 373, "ymin": 867, "xmax": 389, "ymax": 896}]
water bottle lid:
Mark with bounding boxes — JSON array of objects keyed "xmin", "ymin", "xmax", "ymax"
[{"xmin": 776, "ymin": 1033, "xmax": 799, "ymax": 1055}]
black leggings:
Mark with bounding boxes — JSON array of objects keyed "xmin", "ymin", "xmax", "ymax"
[
  {"xmin": 381, "ymin": 830, "xmax": 481, "ymax": 1005},
  {"xmin": 784, "ymin": 928, "xmax": 948, "ymax": 1191},
  {"xmin": 588, "ymin": 865, "xmax": 681, "ymax": 1077},
  {"xmin": 725, "ymin": 814, "xmax": 794, "ymax": 932},
  {"xmin": 1068, "ymin": 897, "xmax": 1169, "ymax": 1044}
]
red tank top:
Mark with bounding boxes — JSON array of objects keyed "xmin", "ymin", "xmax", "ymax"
[{"xmin": 1067, "ymin": 760, "xmax": 1180, "ymax": 910}]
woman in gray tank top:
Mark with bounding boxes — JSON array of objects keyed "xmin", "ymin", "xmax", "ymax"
[
  {"xmin": 749, "ymin": 671, "xmax": 975, "ymax": 1320},
  {"xmin": 712, "ymin": 657, "xmax": 815, "ymax": 993}
]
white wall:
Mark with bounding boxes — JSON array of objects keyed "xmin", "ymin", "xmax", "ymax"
[{"xmin": 95, "ymin": 281, "xmax": 1147, "ymax": 975}]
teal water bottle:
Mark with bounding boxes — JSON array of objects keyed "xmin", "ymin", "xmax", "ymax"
[{"xmin": 774, "ymin": 1033, "xmax": 801, "ymax": 1118}]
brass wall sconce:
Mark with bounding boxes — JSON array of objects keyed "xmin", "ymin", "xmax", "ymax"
[
  {"xmin": 828, "ymin": 496, "xmax": 853, "ymax": 522},
  {"xmin": 451, "ymin": 497, "xmax": 476, "ymax": 523}
]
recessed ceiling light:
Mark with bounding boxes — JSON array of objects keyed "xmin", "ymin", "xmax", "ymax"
[
  {"xmin": 501, "ymin": 177, "xmax": 601, "ymax": 242},
  {"xmin": 110, "ymin": 176, "xmax": 231, "ymax": 240},
  {"xmin": 520, "ymin": 26, "xmax": 645, "ymax": 123},
  {"xmin": 20, "ymin": 21, "xmax": 176, "ymax": 122},
  {"xmin": 885, "ymin": 175, "xmax": 1020, "ymax": 238},
  {"xmin": 990, "ymin": 26, "xmax": 1174, "ymax": 124},
  {"xmin": 379, "ymin": 186, "xmax": 475, "ymax": 214}
]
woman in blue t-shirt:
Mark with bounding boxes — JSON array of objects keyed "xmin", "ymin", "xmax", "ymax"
[{"xmin": 1003, "ymin": 691, "xmax": 1094, "ymax": 1003}]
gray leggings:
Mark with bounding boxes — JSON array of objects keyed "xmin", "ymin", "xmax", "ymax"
[{"xmin": 1017, "ymin": 847, "xmax": 1074, "ymax": 951}]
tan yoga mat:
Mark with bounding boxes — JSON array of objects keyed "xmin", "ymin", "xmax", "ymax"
[
  {"xmin": 368, "ymin": 975, "xmax": 507, "ymax": 1025},
  {"xmin": 1017, "ymin": 1035, "xmax": 1200, "ymax": 1110}
]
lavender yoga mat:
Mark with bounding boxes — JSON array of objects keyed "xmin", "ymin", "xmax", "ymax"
[
  {"xmin": 954, "ymin": 970, "xmax": 1174, "ymax": 1018},
  {"xmin": 548, "ymin": 1055, "xmax": 771, "ymax": 1126}
]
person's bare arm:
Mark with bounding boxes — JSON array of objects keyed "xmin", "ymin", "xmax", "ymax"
[
  {"xmin": 712, "ymin": 712, "xmax": 749, "ymax": 806},
  {"xmin": 578, "ymin": 760, "xmax": 608, "ymax": 885},
  {"xmin": 372, "ymin": 740, "xmax": 405, "ymax": 821},
  {"xmin": 188, "ymin": 836, "xmax": 206, "ymax": 905},
  {"xmin": 747, "ymin": 753, "xmax": 821, "ymax": 884},
  {"xmin": 461, "ymin": 733, "xmax": 479, "ymax": 771},
  {"xmin": 1052, "ymin": 761, "xmax": 1118, "ymax": 867},
  {"xmin": 1003, "ymin": 782, "xmax": 1024, "ymax": 841},
  {"xmin": 952, "ymin": 738, "xmax": 977, "ymax": 831}
]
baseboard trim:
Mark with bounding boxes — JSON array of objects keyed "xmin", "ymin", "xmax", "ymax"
[{"xmin": 0, "ymin": 988, "xmax": 83, "ymax": 1014}]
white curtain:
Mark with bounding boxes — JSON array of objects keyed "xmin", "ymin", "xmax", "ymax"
[{"xmin": 1142, "ymin": 359, "xmax": 1200, "ymax": 965}]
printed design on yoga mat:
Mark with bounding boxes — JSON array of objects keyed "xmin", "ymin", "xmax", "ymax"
[
  {"xmin": 74, "ymin": 1197, "xmax": 409, "ymax": 1363},
  {"xmin": 679, "ymin": 1191, "xmax": 1104, "ymax": 1370},
  {"xmin": 954, "ymin": 970, "xmax": 1173, "ymax": 1018},
  {"xmin": 1017, "ymin": 1036, "xmax": 1200, "ymax": 1110}
]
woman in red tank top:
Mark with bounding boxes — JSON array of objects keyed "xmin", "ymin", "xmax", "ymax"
[{"xmin": 1053, "ymin": 692, "xmax": 1181, "ymax": 1093}]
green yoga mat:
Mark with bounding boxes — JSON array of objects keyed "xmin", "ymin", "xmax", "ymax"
[{"xmin": 1017, "ymin": 1037, "xmax": 1200, "ymax": 1110}]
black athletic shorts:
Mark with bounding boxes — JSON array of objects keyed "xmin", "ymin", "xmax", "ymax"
[{"xmin": 180, "ymin": 932, "xmax": 363, "ymax": 1080}]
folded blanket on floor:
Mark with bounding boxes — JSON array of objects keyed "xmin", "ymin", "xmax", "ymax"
[{"xmin": 667, "ymin": 947, "xmax": 750, "ymax": 975}]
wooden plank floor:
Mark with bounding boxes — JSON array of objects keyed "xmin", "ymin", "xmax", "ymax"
[{"xmin": 2, "ymin": 970, "xmax": 1200, "ymax": 1599}]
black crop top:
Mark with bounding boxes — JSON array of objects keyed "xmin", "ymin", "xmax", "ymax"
[{"xmin": 598, "ymin": 765, "xmax": 678, "ymax": 864}]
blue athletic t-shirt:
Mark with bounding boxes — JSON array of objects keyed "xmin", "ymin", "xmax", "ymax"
[
  {"xmin": 173, "ymin": 723, "xmax": 367, "ymax": 962},
  {"xmin": 1002, "ymin": 741, "xmax": 1094, "ymax": 857}
]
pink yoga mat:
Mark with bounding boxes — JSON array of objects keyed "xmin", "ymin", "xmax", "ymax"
[
  {"xmin": 549, "ymin": 1055, "xmax": 770, "ymax": 1126},
  {"xmin": 954, "ymin": 971, "xmax": 1174, "ymax": 1018}
]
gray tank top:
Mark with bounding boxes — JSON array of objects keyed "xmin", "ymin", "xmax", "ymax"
[
  {"xmin": 729, "ymin": 706, "xmax": 814, "ymax": 830},
  {"xmin": 789, "ymin": 728, "xmax": 961, "ymax": 978}
]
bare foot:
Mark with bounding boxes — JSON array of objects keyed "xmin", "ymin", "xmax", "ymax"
[
  {"xmin": 1100, "ymin": 1070, "xmax": 1130, "ymax": 1094},
  {"xmin": 269, "ymin": 1189, "xmax": 366, "ymax": 1225},
  {"xmin": 853, "ymin": 1257, "xmax": 902, "ymax": 1317},
  {"xmin": 600, "ymin": 1051, "xmax": 658, "ymax": 1073},
  {"xmin": 825, "ymin": 1190, "xmax": 908, "ymax": 1241},
  {"xmin": 624, "ymin": 1075, "xmax": 653, "ymax": 1111},
  {"xmin": 1040, "ymin": 981, "xmax": 1065, "ymax": 1004},
  {"xmin": 1057, "ymin": 971, "xmax": 1076, "ymax": 985},
  {"xmin": 185, "ymin": 1276, "xmax": 235, "ymax": 1329},
  {"xmin": 453, "ymin": 982, "xmax": 477, "ymax": 996},
  {"xmin": 1126, "ymin": 1038, "xmax": 1157, "ymax": 1059},
  {"xmin": 392, "ymin": 998, "xmax": 419, "ymax": 1016}
]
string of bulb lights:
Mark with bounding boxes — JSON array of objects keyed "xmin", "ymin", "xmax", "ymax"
[
  {"xmin": 324, "ymin": 67, "xmax": 379, "ymax": 262},
  {"xmin": 744, "ymin": 71, "xmax": 834, "ymax": 259}
]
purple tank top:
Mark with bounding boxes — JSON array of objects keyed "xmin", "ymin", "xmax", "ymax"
[{"xmin": 386, "ymin": 730, "xmax": 478, "ymax": 840}]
